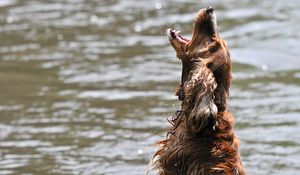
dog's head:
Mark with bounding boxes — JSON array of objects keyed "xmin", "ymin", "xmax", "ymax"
[
  {"xmin": 167, "ymin": 7, "xmax": 231, "ymax": 111},
  {"xmin": 167, "ymin": 7, "xmax": 218, "ymax": 57}
]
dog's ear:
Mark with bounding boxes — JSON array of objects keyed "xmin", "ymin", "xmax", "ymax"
[
  {"xmin": 185, "ymin": 94, "xmax": 218, "ymax": 134},
  {"xmin": 183, "ymin": 64, "xmax": 218, "ymax": 134}
]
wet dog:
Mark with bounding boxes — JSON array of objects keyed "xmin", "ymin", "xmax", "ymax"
[{"xmin": 152, "ymin": 7, "xmax": 245, "ymax": 175}]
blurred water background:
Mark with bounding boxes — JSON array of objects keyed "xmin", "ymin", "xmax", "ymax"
[{"xmin": 0, "ymin": 0, "xmax": 300, "ymax": 174}]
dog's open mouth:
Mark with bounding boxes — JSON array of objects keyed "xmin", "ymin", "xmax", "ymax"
[{"xmin": 167, "ymin": 28, "xmax": 190, "ymax": 45}]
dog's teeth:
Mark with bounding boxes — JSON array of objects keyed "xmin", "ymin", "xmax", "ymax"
[
  {"xmin": 175, "ymin": 31, "xmax": 181, "ymax": 34},
  {"xmin": 166, "ymin": 29, "xmax": 173, "ymax": 40}
]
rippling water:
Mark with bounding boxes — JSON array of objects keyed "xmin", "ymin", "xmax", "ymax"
[{"xmin": 0, "ymin": 0, "xmax": 300, "ymax": 174}]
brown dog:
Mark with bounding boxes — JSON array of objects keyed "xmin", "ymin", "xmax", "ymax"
[{"xmin": 152, "ymin": 7, "xmax": 245, "ymax": 175}]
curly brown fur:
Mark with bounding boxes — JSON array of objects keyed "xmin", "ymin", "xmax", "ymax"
[{"xmin": 151, "ymin": 7, "xmax": 245, "ymax": 175}]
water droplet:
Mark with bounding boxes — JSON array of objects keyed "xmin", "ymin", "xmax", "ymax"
[
  {"xmin": 57, "ymin": 34, "xmax": 64, "ymax": 40},
  {"xmin": 262, "ymin": 64, "xmax": 268, "ymax": 71},
  {"xmin": 90, "ymin": 15, "xmax": 98, "ymax": 23},
  {"xmin": 6, "ymin": 16, "xmax": 14, "ymax": 24},
  {"xmin": 155, "ymin": 2, "xmax": 162, "ymax": 10},
  {"xmin": 138, "ymin": 149, "xmax": 143, "ymax": 154},
  {"xmin": 134, "ymin": 25, "xmax": 142, "ymax": 32}
]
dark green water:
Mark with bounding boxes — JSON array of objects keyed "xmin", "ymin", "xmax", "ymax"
[{"xmin": 0, "ymin": 0, "xmax": 300, "ymax": 174}]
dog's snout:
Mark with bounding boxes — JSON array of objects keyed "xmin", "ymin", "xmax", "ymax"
[{"xmin": 205, "ymin": 7, "xmax": 214, "ymax": 14}]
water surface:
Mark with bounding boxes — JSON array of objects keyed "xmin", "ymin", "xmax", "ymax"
[{"xmin": 0, "ymin": 0, "xmax": 300, "ymax": 174}]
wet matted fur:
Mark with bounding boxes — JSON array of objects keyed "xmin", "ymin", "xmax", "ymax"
[{"xmin": 151, "ymin": 7, "xmax": 245, "ymax": 175}]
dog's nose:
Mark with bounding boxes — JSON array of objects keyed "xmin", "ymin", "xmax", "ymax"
[{"xmin": 205, "ymin": 6, "xmax": 214, "ymax": 14}]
